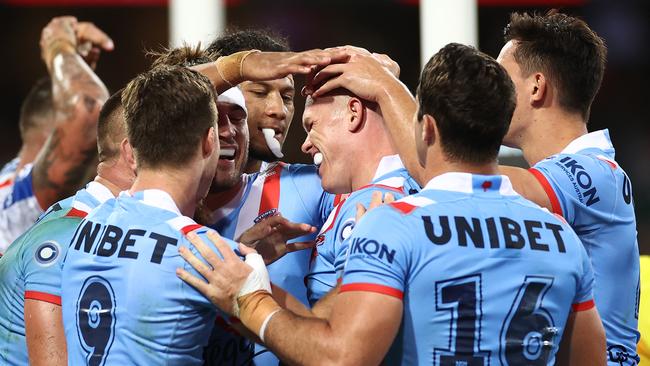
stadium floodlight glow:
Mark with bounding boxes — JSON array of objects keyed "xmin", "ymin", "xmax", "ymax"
[
  {"xmin": 420, "ymin": 0, "xmax": 478, "ymax": 69},
  {"xmin": 170, "ymin": 0, "xmax": 225, "ymax": 48}
]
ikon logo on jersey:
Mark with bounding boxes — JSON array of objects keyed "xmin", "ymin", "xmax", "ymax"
[
  {"xmin": 557, "ymin": 157, "xmax": 600, "ymax": 206},
  {"xmin": 348, "ymin": 237, "xmax": 396, "ymax": 264},
  {"xmin": 35, "ymin": 241, "xmax": 61, "ymax": 267}
]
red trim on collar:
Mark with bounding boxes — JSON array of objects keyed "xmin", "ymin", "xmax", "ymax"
[
  {"xmin": 65, "ymin": 207, "xmax": 88, "ymax": 218},
  {"xmin": 389, "ymin": 201, "xmax": 418, "ymax": 215},
  {"xmin": 181, "ymin": 224, "xmax": 204, "ymax": 235}
]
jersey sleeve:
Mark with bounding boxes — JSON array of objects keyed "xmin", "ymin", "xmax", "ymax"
[
  {"xmin": 333, "ymin": 188, "xmax": 408, "ymax": 279},
  {"xmin": 180, "ymin": 227, "xmax": 241, "ymax": 309},
  {"xmin": 340, "ymin": 206, "xmax": 412, "ymax": 300},
  {"xmin": 286, "ymin": 164, "xmax": 333, "ymax": 242},
  {"xmin": 572, "ymin": 239, "xmax": 596, "ymax": 312},
  {"xmin": 0, "ymin": 165, "xmax": 43, "ymax": 252},
  {"xmin": 22, "ymin": 218, "xmax": 79, "ymax": 305},
  {"xmin": 530, "ymin": 153, "xmax": 613, "ymax": 226}
]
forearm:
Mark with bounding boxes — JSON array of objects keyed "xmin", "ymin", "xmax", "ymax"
[
  {"xmin": 264, "ymin": 309, "xmax": 346, "ymax": 366},
  {"xmin": 50, "ymin": 50, "xmax": 108, "ymax": 119},
  {"xmin": 192, "ymin": 50, "xmax": 257, "ymax": 94},
  {"xmin": 376, "ymin": 79, "xmax": 426, "ymax": 185}
]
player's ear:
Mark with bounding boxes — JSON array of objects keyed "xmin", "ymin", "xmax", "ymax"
[
  {"xmin": 347, "ymin": 97, "xmax": 365, "ymax": 133},
  {"xmin": 422, "ymin": 114, "xmax": 436, "ymax": 147},
  {"xmin": 202, "ymin": 126, "xmax": 217, "ymax": 159},
  {"xmin": 530, "ymin": 72, "xmax": 547, "ymax": 106},
  {"xmin": 120, "ymin": 138, "xmax": 137, "ymax": 172}
]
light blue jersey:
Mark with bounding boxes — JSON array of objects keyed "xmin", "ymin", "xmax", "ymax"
[
  {"xmin": 530, "ymin": 129, "xmax": 639, "ymax": 365},
  {"xmin": 207, "ymin": 162, "xmax": 335, "ymax": 366},
  {"xmin": 307, "ymin": 155, "xmax": 420, "ymax": 305},
  {"xmin": 341, "ymin": 173, "xmax": 595, "ymax": 365},
  {"xmin": 61, "ymin": 189, "xmax": 238, "ymax": 366},
  {"xmin": 0, "ymin": 181, "xmax": 112, "ymax": 365}
]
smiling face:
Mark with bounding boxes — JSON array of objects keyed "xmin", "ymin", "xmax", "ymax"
[
  {"xmin": 212, "ymin": 101, "xmax": 249, "ymax": 191},
  {"xmin": 301, "ymin": 95, "xmax": 353, "ymax": 194},
  {"xmin": 239, "ymin": 76, "xmax": 295, "ymax": 163}
]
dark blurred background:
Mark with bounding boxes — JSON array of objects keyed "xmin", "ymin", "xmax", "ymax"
[{"xmin": 0, "ymin": 0, "xmax": 648, "ymax": 251}]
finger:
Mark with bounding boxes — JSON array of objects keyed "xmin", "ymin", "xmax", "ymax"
[
  {"xmin": 276, "ymin": 221, "xmax": 316, "ymax": 237},
  {"xmin": 384, "ymin": 192, "xmax": 396, "ymax": 204},
  {"xmin": 238, "ymin": 242, "xmax": 258, "ymax": 256},
  {"xmin": 186, "ymin": 231, "xmax": 224, "ymax": 266},
  {"xmin": 286, "ymin": 242, "xmax": 317, "ymax": 254},
  {"xmin": 206, "ymin": 230, "xmax": 240, "ymax": 261},
  {"xmin": 356, "ymin": 203, "xmax": 367, "ymax": 222},
  {"xmin": 76, "ymin": 22, "xmax": 114, "ymax": 50},
  {"xmin": 368, "ymin": 191, "xmax": 384, "ymax": 211},
  {"xmin": 310, "ymin": 63, "xmax": 346, "ymax": 88},
  {"xmin": 176, "ymin": 267, "xmax": 210, "ymax": 292},
  {"xmin": 178, "ymin": 245, "xmax": 213, "ymax": 277},
  {"xmin": 312, "ymin": 76, "xmax": 347, "ymax": 98}
]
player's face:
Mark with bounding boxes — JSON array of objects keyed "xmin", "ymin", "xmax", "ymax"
[
  {"xmin": 497, "ymin": 41, "xmax": 530, "ymax": 148},
  {"xmin": 301, "ymin": 95, "xmax": 351, "ymax": 194},
  {"xmin": 212, "ymin": 101, "xmax": 249, "ymax": 191},
  {"xmin": 413, "ymin": 100, "xmax": 427, "ymax": 168},
  {"xmin": 239, "ymin": 77, "xmax": 295, "ymax": 162},
  {"xmin": 198, "ymin": 106, "xmax": 220, "ymax": 202}
]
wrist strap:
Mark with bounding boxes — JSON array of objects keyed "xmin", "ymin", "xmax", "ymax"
[
  {"xmin": 213, "ymin": 49, "xmax": 261, "ymax": 87},
  {"xmin": 259, "ymin": 308, "xmax": 282, "ymax": 343}
]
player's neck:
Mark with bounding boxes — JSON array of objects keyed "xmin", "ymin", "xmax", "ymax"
[
  {"xmin": 350, "ymin": 149, "xmax": 396, "ymax": 192},
  {"xmin": 422, "ymin": 151, "xmax": 500, "ymax": 184},
  {"xmin": 205, "ymin": 179, "xmax": 244, "ymax": 210},
  {"xmin": 519, "ymin": 109, "xmax": 588, "ymax": 165},
  {"xmin": 16, "ymin": 138, "xmax": 45, "ymax": 171},
  {"xmin": 130, "ymin": 167, "xmax": 201, "ymax": 217},
  {"xmin": 93, "ymin": 175, "xmax": 121, "ymax": 197},
  {"xmin": 244, "ymin": 158, "xmax": 262, "ymax": 174}
]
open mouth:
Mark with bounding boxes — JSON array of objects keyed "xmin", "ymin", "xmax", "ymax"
[
  {"xmin": 262, "ymin": 128, "xmax": 284, "ymax": 158},
  {"xmin": 313, "ymin": 152, "xmax": 323, "ymax": 166},
  {"xmin": 219, "ymin": 148, "xmax": 236, "ymax": 160}
]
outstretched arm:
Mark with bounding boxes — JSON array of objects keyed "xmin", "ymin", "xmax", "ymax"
[{"xmin": 33, "ymin": 17, "xmax": 111, "ymax": 209}]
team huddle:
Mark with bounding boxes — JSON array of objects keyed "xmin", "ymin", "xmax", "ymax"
[{"xmin": 0, "ymin": 9, "xmax": 640, "ymax": 366}]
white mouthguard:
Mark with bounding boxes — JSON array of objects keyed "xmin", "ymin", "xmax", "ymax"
[
  {"xmin": 219, "ymin": 148, "xmax": 235, "ymax": 158},
  {"xmin": 313, "ymin": 152, "xmax": 323, "ymax": 166},
  {"xmin": 262, "ymin": 128, "xmax": 284, "ymax": 158}
]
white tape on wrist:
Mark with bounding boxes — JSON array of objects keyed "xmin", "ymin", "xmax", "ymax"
[
  {"xmin": 259, "ymin": 309, "xmax": 282, "ymax": 343},
  {"xmin": 239, "ymin": 252, "xmax": 272, "ymax": 297}
]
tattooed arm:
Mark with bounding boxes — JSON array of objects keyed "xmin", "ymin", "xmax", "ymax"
[{"xmin": 32, "ymin": 17, "xmax": 112, "ymax": 209}]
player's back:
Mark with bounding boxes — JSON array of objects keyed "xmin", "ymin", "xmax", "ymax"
[
  {"xmin": 530, "ymin": 130, "xmax": 639, "ymax": 362},
  {"xmin": 0, "ymin": 181, "xmax": 111, "ymax": 365},
  {"xmin": 61, "ymin": 189, "xmax": 232, "ymax": 366},
  {"xmin": 342, "ymin": 173, "xmax": 594, "ymax": 365}
]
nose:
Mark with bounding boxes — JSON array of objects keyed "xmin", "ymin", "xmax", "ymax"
[
  {"xmin": 265, "ymin": 92, "xmax": 287, "ymax": 121},
  {"xmin": 218, "ymin": 116, "xmax": 236, "ymax": 141},
  {"xmin": 301, "ymin": 134, "xmax": 314, "ymax": 155}
]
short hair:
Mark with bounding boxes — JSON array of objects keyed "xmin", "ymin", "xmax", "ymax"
[
  {"xmin": 417, "ymin": 43, "xmax": 516, "ymax": 164},
  {"xmin": 206, "ymin": 28, "xmax": 290, "ymax": 58},
  {"xmin": 97, "ymin": 89, "xmax": 125, "ymax": 163},
  {"xmin": 504, "ymin": 10, "xmax": 607, "ymax": 119},
  {"xmin": 149, "ymin": 43, "xmax": 212, "ymax": 68},
  {"xmin": 121, "ymin": 66, "xmax": 217, "ymax": 169},
  {"xmin": 19, "ymin": 77, "xmax": 54, "ymax": 139}
]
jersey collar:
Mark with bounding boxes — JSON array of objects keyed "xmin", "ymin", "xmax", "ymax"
[
  {"xmin": 123, "ymin": 189, "xmax": 182, "ymax": 215},
  {"xmin": 423, "ymin": 172, "xmax": 518, "ymax": 196},
  {"xmin": 560, "ymin": 129, "xmax": 614, "ymax": 155},
  {"xmin": 372, "ymin": 154, "xmax": 406, "ymax": 181},
  {"xmin": 86, "ymin": 181, "xmax": 115, "ymax": 204}
]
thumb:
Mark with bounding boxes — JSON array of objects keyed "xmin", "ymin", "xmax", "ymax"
[{"xmin": 238, "ymin": 242, "xmax": 258, "ymax": 256}]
